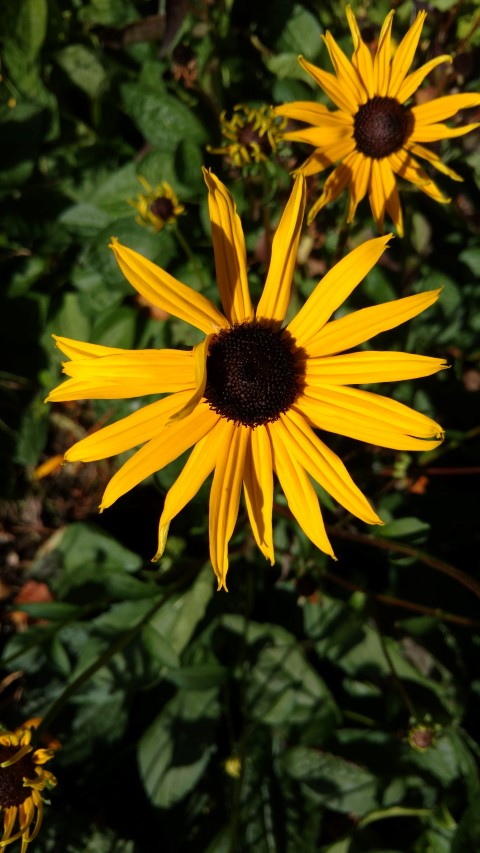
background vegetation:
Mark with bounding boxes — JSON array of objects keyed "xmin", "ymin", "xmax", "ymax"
[{"xmin": 1, "ymin": 0, "xmax": 480, "ymax": 850}]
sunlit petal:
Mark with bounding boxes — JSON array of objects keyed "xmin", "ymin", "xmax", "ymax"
[
  {"xmin": 110, "ymin": 238, "xmax": 228, "ymax": 334},
  {"xmin": 274, "ymin": 102, "xmax": 352, "ymax": 126},
  {"xmin": 346, "ymin": 5, "xmax": 374, "ymax": 99},
  {"xmin": 306, "ymin": 289, "xmax": 441, "ymax": 358},
  {"xmin": 203, "ymin": 169, "xmax": 253, "ymax": 324},
  {"xmin": 305, "ymin": 351, "xmax": 447, "ymax": 384},
  {"xmin": 268, "ymin": 421, "xmax": 335, "ymax": 558},
  {"xmin": 412, "ymin": 93, "xmax": 480, "ymax": 125},
  {"xmin": 389, "ymin": 11, "xmax": 427, "ymax": 97},
  {"xmin": 287, "ymin": 235, "xmax": 390, "ymax": 348},
  {"xmin": 410, "ymin": 121, "xmax": 480, "ymax": 143},
  {"xmin": 277, "ymin": 408, "xmax": 382, "ymax": 524},
  {"xmin": 65, "ymin": 391, "xmax": 194, "ymax": 463},
  {"xmin": 374, "ymin": 10, "xmax": 394, "ymax": 96},
  {"xmin": 323, "ymin": 30, "xmax": 367, "ymax": 105},
  {"xmin": 298, "ymin": 384, "xmax": 444, "ymax": 440},
  {"xmin": 100, "ymin": 402, "xmax": 219, "ymax": 510},
  {"xmin": 209, "ymin": 422, "xmax": 249, "ymax": 590},
  {"xmin": 299, "ymin": 55, "xmax": 358, "ymax": 114},
  {"xmin": 155, "ymin": 421, "xmax": 227, "ymax": 560},
  {"xmin": 48, "ymin": 349, "xmax": 195, "ymax": 402},
  {"xmin": 406, "ymin": 142, "xmax": 463, "ymax": 181},
  {"xmin": 243, "ymin": 426, "xmax": 274, "ymax": 564},
  {"xmin": 397, "ymin": 56, "xmax": 452, "ymax": 104},
  {"xmin": 257, "ymin": 174, "xmax": 306, "ymax": 326}
]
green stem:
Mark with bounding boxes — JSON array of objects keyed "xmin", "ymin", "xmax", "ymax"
[{"xmin": 173, "ymin": 225, "xmax": 206, "ymax": 291}]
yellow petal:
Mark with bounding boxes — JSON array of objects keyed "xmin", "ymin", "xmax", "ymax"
[
  {"xmin": 323, "ymin": 30, "xmax": 367, "ymax": 105},
  {"xmin": 110, "ymin": 238, "xmax": 227, "ymax": 334},
  {"xmin": 347, "ymin": 153, "xmax": 372, "ymax": 222},
  {"xmin": 345, "ymin": 6, "xmax": 374, "ymax": 100},
  {"xmin": 306, "ymin": 289, "xmax": 441, "ymax": 357},
  {"xmin": 407, "ymin": 142, "xmax": 463, "ymax": 181},
  {"xmin": 305, "ymin": 351, "xmax": 447, "ymax": 384},
  {"xmin": 243, "ymin": 426, "xmax": 274, "ymax": 564},
  {"xmin": 298, "ymin": 384, "xmax": 444, "ymax": 439},
  {"xmin": 100, "ymin": 402, "xmax": 219, "ymax": 510},
  {"xmin": 368, "ymin": 158, "xmax": 388, "ymax": 234},
  {"xmin": 155, "ymin": 422, "xmax": 225, "ymax": 560},
  {"xmin": 167, "ymin": 335, "xmax": 211, "ymax": 423},
  {"xmin": 209, "ymin": 422, "xmax": 249, "ymax": 591},
  {"xmin": 307, "ymin": 154, "xmax": 356, "ymax": 224},
  {"xmin": 374, "ymin": 10, "xmax": 394, "ymax": 96},
  {"xmin": 274, "ymin": 102, "xmax": 353, "ymax": 126},
  {"xmin": 256, "ymin": 175, "xmax": 306, "ymax": 326},
  {"xmin": 283, "ymin": 125, "xmax": 352, "ymax": 147},
  {"xmin": 299, "ymin": 55, "xmax": 358, "ymax": 114},
  {"xmin": 294, "ymin": 148, "xmax": 337, "ymax": 177},
  {"xmin": 287, "ymin": 235, "xmax": 391, "ymax": 348},
  {"xmin": 202, "ymin": 169, "xmax": 254, "ymax": 325},
  {"xmin": 396, "ymin": 56, "xmax": 452, "ymax": 104},
  {"xmin": 297, "ymin": 393, "xmax": 444, "ymax": 452},
  {"xmin": 47, "ymin": 349, "xmax": 195, "ymax": 401},
  {"xmin": 276, "ymin": 408, "xmax": 381, "ymax": 524},
  {"xmin": 369, "ymin": 157, "xmax": 403, "ymax": 236},
  {"xmin": 412, "ymin": 93, "xmax": 480, "ymax": 125},
  {"xmin": 410, "ymin": 121, "xmax": 480, "ymax": 143},
  {"xmin": 268, "ymin": 421, "xmax": 335, "ymax": 558},
  {"xmin": 65, "ymin": 391, "xmax": 194, "ymax": 463},
  {"xmin": 52, "ymin": 335, "xmax": 126, "ymax": 359},
  {"xmin": 389, "ymin": 11, "xmax": 427, "ymax": 98},
  {"xmin": 389, "ymin": 149, "xmax": 450, "ymax": 202}
]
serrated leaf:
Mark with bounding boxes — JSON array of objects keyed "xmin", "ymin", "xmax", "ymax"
[{"xmin": 121, "ymin": 82, "xmax": 207, "ymax": 149}]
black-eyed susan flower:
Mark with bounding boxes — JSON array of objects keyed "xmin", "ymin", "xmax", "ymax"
[
  {"xmin": 47, "ymin": 170, "xmax": 445, "ymax": 590},
  {"xmin": 275, "ymin": 6, "xmax": 480, "ymax": 235},
  {"xmin": 0, "ymin": 719, "xmax": 58, "ymax": 851},
  {"xmin": 130, "ymin": 177, "xmax": 184, "ymax": 232},
  {"xmin": 208, "ymin": 104, "xmax": 287, "ymax": 167}
]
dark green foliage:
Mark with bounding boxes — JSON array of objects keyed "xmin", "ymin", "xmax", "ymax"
[{"xmin": 1, "ymin": 0, "xmax": 480, "ymax": 850}]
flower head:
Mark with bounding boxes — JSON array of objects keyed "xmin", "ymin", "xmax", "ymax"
[
  {"xmin": 0, "ymin": 718, "xmax": 58, "ymax": 851},
  {"xmin": 275, "ymin": 6, "xmax": 480, "ymax": 234},
  {"xmin": 48, "ymin": 170, "xmax": 445, "ymax": 590},
  {"xmin": 208, "ymin": 104, "xmax": 286, "ymax": 167},
  {"xmin": 130, "ymin": 177, "xmax": 184, "ymax": 232}
]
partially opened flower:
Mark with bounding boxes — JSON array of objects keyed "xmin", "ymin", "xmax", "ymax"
[
  {"xmin": 275, "ymin": 6, "xmax": 480, "ymax": 234},
  {"xmin": 48, "ymin": 170, "xmax": 445, "ymax": 590},
  {"xmin": 130, "ymin": 177, "xmax": 184, "ymax": 232},
  {"xmin": 0, "ymin": 718, "xmax": 58, "ymax": 851},
  {"xmin": 207, "ymin": 104, "xmax": 286, "ymax": 167}
]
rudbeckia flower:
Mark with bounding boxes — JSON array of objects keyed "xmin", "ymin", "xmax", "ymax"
[
  {"xmin": 275, "ymin": 6, "xmax": 480, "ymax": 234},
  {"xmin": 0, "ymin": 718, "xmax": 58, "ymax": 851},
  {"xmin": 48, "ymin": 170, "xmax": 445, "ymax": 590},
  {"xmin": 130, "ymin": 177, "xmax": 184, "ymax": 232},
  {"xmin": 207, "ymin": 104, "xmax": 287, "ymax": 167}
]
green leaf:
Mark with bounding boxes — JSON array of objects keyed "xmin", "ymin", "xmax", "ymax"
[
  {"xmin": 137, "ymin": 688, "xmax": 219, "ymax": 807},
  {"xmin": 121, "ymin": 82, "xmax": 207, "ymax": 150},
  {"xmin": 55, "ymin": 45, "xmax": 107, "ymax": 98},
  {"xmin": 281, "ymin": 747, "xmax": 379, "ymax": 816}
]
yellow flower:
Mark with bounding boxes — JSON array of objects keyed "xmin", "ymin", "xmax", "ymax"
[
  {"xmin": 0, "ymin": 719, "xmax": 58, "ymax": 852},
  {"xmin": 275, "ymin": 6, "xmax": 480, "ymax": 235},
  {"xmin": 130, "ymin": 177, "xmax": 184, "ymax": 232},
  {"xmin": 47, "ymin": 170, "xmax": 445, "ymax": 591},
  {"xmin": 207, "ymin": 104, "xmax": 286, "ymax": 167}
]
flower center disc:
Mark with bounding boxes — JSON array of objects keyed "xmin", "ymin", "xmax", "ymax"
[
  {"xmin": 354, "ymin": 96, "xmax": 410, "ymax": 159},
  {"xmin": 149, "ymin": 197, "xmax": 174, "ymax": 220},
  {"xmin": 204, "ymin": 323, "xmax": 302, "ymax": 427},
  {"xmin": 0, "ymin": 746, "xmax": 36, "ymax": 808}
]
